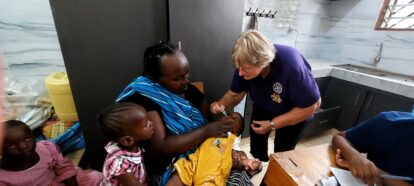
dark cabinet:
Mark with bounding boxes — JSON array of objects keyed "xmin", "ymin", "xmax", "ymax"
[
  {"xmin": 302, "ymin": 106, "xmax": 340, "ymax": 138},
  {"xmin": 49, "ymin": 0, "xmax": 244, "ymax": 169},
  {"xmin": 169, "ymin": 0, "xmax": 244, "ymax": 102},
  {"xmin": 322, "ymin": 78, "xmax": 414, "ymax": 131},
  {"xmin": 49, "ymin": 0, "xmax": 168, "ymax": 169},
  {"xmin": 302, "ymin": 77, "xmax": 338, "ymax": 138},
  {"xmin": 315, "ymin": 77, "xmax": 330, "ymax": 100},
  {"xmin": 324, "ymin": 78, "xmax": 368, "ymax": 131},
  {"xmin": 243, "ymin": 76, "xmax": 414, "ymax": 138},
  {"xmin": 168, "ymin": 0, "xmax": 245, "ymax": 137},
  {"xmin": 356, "ymin": 91, "xmax": 414, "ymax": 124}
]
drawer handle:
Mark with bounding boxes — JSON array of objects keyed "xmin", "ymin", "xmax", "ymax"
[
  {"xmin": 365, "ymin": 95, "xmax": 373, "ymax": 111},
  {"xmin": 354, "ymin": 92, "xmax": 360, "ymax": 106},
  {"xmin": 319, "ymin": 119, "xmax": 329, "ymax": 124}
]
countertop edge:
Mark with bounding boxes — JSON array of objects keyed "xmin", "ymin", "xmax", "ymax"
[{"xmin": 310, "ymin": 60, "xmax": 414, "ymax": 99}]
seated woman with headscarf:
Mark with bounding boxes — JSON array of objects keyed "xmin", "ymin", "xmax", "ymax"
[{"xmin": 116, "ymin": 42, "xmax": 253, "ymax": 185}]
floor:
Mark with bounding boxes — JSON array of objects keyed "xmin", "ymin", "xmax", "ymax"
[
  {"xmin": 65, "ymin": 148, "xmax": 84, "ymax": 166},
  {"xmin": 65, "ymin": 129, "xmax": 339, "ymax": 186}
]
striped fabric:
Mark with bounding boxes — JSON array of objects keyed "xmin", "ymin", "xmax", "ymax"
[
  {"xmin": 116, "ymin": 76, "xmax": 207, "ymax": 135},
  {"xmin": 101, "ymin": 142, "xmax": 147, "ymax": 186},
  {"xmin": 116, "ymin": 76, "xmax": 208, "ymax": 185},
  {"xmin": 51, "ymin": 122, "xmax": 85, "ymax": 155},
  {"xmin": 226, "ymin": 170, "xmax": 254, "ymax": 186}
]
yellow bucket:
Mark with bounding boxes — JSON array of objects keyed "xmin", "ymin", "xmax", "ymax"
[{"xmin": 45, "ymin": 72, "xmax": 78, "ymax": 122}]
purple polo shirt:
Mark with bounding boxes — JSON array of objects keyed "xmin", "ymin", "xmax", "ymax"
[{"xmin": 231, "ymin": 44, "xmax": 320, "ymax": 116}]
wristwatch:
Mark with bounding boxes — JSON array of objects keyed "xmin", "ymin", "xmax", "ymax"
[{"xmin": 270, "ymin": 121, "xmax": 276, "ymax": 130}]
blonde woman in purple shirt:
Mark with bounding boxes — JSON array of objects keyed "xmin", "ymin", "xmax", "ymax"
[{"xmin": 211, "ymin": 30, "xmax": 321, "ymax": 162}]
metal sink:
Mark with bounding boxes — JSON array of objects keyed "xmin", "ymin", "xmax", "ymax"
[{"xmin": 333, "ymin": 64, "xmax": 414, "ymax": 83}]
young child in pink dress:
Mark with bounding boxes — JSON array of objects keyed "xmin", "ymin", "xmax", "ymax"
[
  {"xmin": 0, "ymin": 120, "xmax": 103, "ymax": 186},
  {"xmin": 98, "ymin": 102, "xmax": 154, "ymax": 186}
]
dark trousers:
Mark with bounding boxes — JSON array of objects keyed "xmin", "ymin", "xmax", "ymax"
[{"xmin": 249, "ymin": 105, "xmax": 308, "ymax": 162}]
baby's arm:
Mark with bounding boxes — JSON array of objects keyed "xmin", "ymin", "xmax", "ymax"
[
  {"xmin": 117, "ymin": 173, "xmax": 144, "ymax": 186},
  {"xmin": 166, "ymin": 173, "xmax": 185, "ymax": 186}
]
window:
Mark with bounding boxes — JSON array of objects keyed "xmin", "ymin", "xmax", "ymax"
[{"xmin": 375, "ymin": 0, "xmax": 414, "ymax": 30}]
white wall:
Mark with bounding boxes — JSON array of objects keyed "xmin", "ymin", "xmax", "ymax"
[
  {"xmin": 1, "ymin": 0, "xmax": 413, "ymax": 81},
  {"xmin": 244, "ymin": 0, "xmax": 414, "ymax": 76},
  {"xmin": 0, "ymin": 0, "xmax": 65, "ymax": 82}
]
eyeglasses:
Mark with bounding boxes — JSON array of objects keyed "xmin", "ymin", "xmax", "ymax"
[{"xmin": 233, "ymin": 65, "xmax": 255, "ymax": 72}]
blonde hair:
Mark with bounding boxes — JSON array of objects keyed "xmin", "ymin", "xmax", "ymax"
[{"xmin": 232, "ymin": 30, "xmax": 276, "ymax": 67}]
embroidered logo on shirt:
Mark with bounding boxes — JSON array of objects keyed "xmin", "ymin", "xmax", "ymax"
[
  {"xmin": 273, "ymin": 82, "xmax": 282, "ymax": 94},
  {"xmin": 271, "ymin": 93, "xmax": 282, "ymax": 103},
  {"xmin": 271, "ymin": 82, "xmax": 283, "ymax": 103}
]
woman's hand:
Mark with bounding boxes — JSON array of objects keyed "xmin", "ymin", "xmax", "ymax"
[
  {"xmin": 203, "ymin": 119, "xmax": 232, "ymax": 138},
  {"xmin": 210, "ymin": 90, "xmax": 246, "ymax": 114},
  {"xmin": 210, "ymin": 102, "xmax": 225, "ymax": 114},
  {"xmin": 251, "ymin": 120, "xmax": 272, "ymax": 134}
]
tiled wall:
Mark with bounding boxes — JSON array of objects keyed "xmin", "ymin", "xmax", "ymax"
[
  {"xmin": 0, "ymin": 0, "xmax": 65, "ymax": 82},
  {"xmin": 244, "ymin": 0, "xmax": 414, "ymax": 76},
  {"xmin": 1, "ymin": 0, "xmax": 413, "ymax": 82}
]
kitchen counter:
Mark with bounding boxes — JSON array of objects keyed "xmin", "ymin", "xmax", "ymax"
[{"xmin": 309, "ymin": 58, "xmax": 414, "ymax": 99}]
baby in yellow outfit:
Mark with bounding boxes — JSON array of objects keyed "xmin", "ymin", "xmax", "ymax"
[{"xmin": 167, "ymin": 112, "xmax": 261, "ymax": 186}]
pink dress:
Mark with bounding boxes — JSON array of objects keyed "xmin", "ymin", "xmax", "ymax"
[
  {"xmin": 0, "ymin": 141, "xmax": 103, "ymax": 186},
  {"xmin": 102, "ymin": 142, "xmax": 147, "ymax": 186}
]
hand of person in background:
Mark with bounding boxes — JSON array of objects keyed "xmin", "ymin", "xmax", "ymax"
[
  {"xmin": 335, "ymin": 149, "xmax": 350, "ymax": 169},
  {"xmin": 335, "ymin": 148, "xmax": 382, "ymax": 185},
  {"xmin": 251, "ymin": 120, "xmax": 272, "ymax": 134},
  {"xmin": 210, "ymin": 101, "xmax": 226, "ymax": 114},
  {"xmin": 203, "ymin": 119, "xmax": 231, "ymax": 138}
]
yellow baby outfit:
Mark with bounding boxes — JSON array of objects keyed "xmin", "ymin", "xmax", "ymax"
[{"xmin": 173, "ymin": 133, "xmax": 237, "ymax": 186}]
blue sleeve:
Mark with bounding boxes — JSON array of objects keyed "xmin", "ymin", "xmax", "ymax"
[
  {"xmin": 230, "ymin": 70, "xmax": 248, "ymax": 93},
  {"xmin": 345, "ymin": 117, "xmax": 380, "ymax": 153},
  {"xmin": 286, "ymin": 56, "xmax": 320, "ymax": 108}
]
